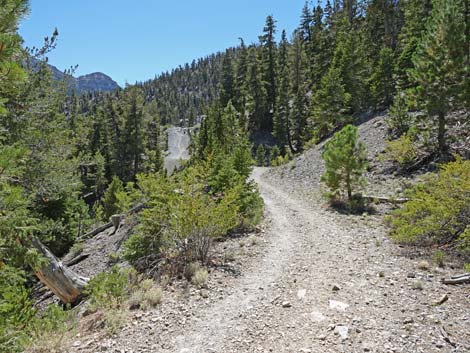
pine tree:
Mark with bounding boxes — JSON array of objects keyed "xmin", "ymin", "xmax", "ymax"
[
  {"xmin": 289, "ymin": 32, "xmax": 310, "ymax": 151},
  {"xmin": 408, "ymin": 0, "xmax": 467, "ymax": 155},
  {"xmin": 259, "ymin": 16, "xmax": 277, "ymax": 132},
  {"xmin": 310, "ymin": 66, "xmax": 352, "ymax": 139},
  {"xmin": 121, "ymin": 88, "xmax": 144, "ymax": 181},
  {"xmin": 103, "ymin": 98, "xmax": 122, "ymax": 179},
  {"xmin": 219, "ymin": 49, "xmax": 235, "ymax": 108},
  {"xmin": 101, "ymin": 176, "xmax": 124, "ymax": 220},
  {"xmin": 343, "ymin": 0, "xmax": 358, "ymax": 25},
  {"xmin": 246, "ymin": 47, "xmax": 268, "ymax": 133},
  {"xmin": 196, "ymin": 101, "xmax": 244, "ymax": 158},
  {"xmin": 0, "ymin": 0, "xmax": 28, "ymax": 116},
  {"xmin": 395, "ymin": 0, "xmax": 432, "ymax": 91},
  {"xmin": 331, "ymin": 17, "xmax": 368, "ymax": 112},
  {"xmin": 310, "ymin": 4, "xmax": 327, "ymax": 88},
  {"xmin": 234, "ymin": 38, "xmax": 249, "ymax": 127},
  {"xmin": 255, "ymin": 144, "xmax": 266, "ymax": 166},
  {"xmin": 273, "ymin": 30, "xmax": 292, "ymax": 152},
  {"xmin": 321, "ymin": 124, "xmax": 368, "ymax": 202},
  {"xmin": 299, "ymin": 2, "xmax": 312, "ymax": 42},
  {"xmin": 369, "ymin": 46, "xmax": 395, "ymax": 109},
  {"xmin": 364, "ymin": 0, "xmax": 400, "ymax": 58}
]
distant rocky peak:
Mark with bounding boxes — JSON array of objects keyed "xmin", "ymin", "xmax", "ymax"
[
  {"xmin": 76, "ymin": 72, "xmax": 120, "ymax": 92},
  {"xmin": 43, "ymin": 61, "xmax": 120, "ymax": 93}
]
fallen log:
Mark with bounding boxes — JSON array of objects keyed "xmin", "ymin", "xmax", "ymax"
[
  {"xmin": 362, "ymin": 195, "xmax": 410, "ymax": 204},
  {"xmin": 64, "ymin": 253, "xmax": 90, "ymax": 267},
  {"xmin": 35, "ymin": 291, "xmax": 54, "ymax": 306},
  {"xmin": 31, "ymin": 204, "xmax": 146, "ymax": 304},
  {"xmin": 77, "ymin": 221, "xmax": 113, "ymax": 241},
  {"xmin": 442, "ymin": 272, "xmax": 470, "ymax": 285},
  {"xmin": 32, "ymin": 237, "xmax": 89, "ymax": 304},
  {"xmin": 77, "ymin": 203, "xmax": 145, "ymax": 241}
]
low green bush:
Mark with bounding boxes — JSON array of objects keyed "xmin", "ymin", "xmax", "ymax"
[
  {"xmin": 433, "ymin": 250, "xmax": 446, "ymax": 267},
  {"xmin": 85, "ymin": 265, "xmax": 137, "ymax": 310},
  {"xmin": 255, "ymin": 144, "xmax": 266, "ymax": 166},
  {"xmin": 270, "ymin": 145, "xmax": 280, "ymax": 163},
  {"xmin": 387, "ymin": 93, "xmax": 415, "ymax": 137},
  {"xmin": 0, "ymin": 265, "xmax": 71, "ymax": 353},
  {"xmin": 271, "ymin": 154, "xmax": 290, "ymax": 166},
  {"xmin": 383, "ymin": 131, "xmax": 418, "ymax": 168},
  {"xmin": 124, "ymin": 153, "xmax": 263, "ymax": 267},
  {"xmin": 387, "ymin": 158, "xmax": 470, "ymax": 254},
  {"xmin": 0, "ymin": 267, "xmax": 36, "ymax": 352},
  {"xmin": 101, "ymin": 176, "xmax": 125, "ymax": 221}
]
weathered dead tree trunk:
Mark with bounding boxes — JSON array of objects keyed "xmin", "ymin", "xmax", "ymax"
[
  {"xmin": 442, "ymin": 273, "xmax": 470, "ymax": 285},
  {"xmin": 31, "ymin": 237, "xmax": 89, "ymax": 304},
  {"xmin": 362, "ymin": 195, "xmax": 410, "ymax": 204}
]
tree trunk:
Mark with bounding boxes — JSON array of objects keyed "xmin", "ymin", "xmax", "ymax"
[
  {"xmin": 31, "ymin": 237, "xmax": 89, "ymax": 304},
  {"xmin": 346, "ymin": 172, "xmax": 352, "ymax": 201},
  {"xmin": 437, "ymin": 111, "xmax": 447, "ymax": 156}
]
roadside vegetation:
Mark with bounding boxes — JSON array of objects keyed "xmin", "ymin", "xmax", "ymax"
[{"xmin": 0, "ymin": 0, "xmax": 468, "ymax": 352}]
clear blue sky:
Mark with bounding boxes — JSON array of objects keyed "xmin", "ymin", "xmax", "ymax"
[{"xmin": 19, "ymin": 0, "xmax": 312, "ymax": 86}]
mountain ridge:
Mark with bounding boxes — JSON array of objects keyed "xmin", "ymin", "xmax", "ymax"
[{"xmin": 46, "ymin": 62, "xmax": 120, "ymax": 93}]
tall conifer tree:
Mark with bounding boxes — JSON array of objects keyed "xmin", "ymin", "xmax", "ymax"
[{"xmin": 408, "ymin": 0, "xmax": 467, "ymax": 155}]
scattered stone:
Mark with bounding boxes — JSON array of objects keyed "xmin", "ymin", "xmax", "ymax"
[
  {"xmin": 297, "ymin": 289, "xmax": 307, "ymax": 300},
  {"xmin": 403, "ymin": 318, "xmax": 414, "ymax": 324},
  {"xmin": 407, "ymin": 272, "xmax": 416, "ymax": 278},
  {"xmin": 352, "ymin": 317, "xmax": 361, "ymax": 324},
  {"xmin": 329, "ymin": 300, "xmax": 349, "ymax": 311},
  {"xmin": 282, "ymin": 301, "xmax": 292, "ymax": 308},
  {"xmin": 310, "ymin": 310, "xmax": 326, "ymax": 322},
  {"xmin": 332, "ymin": 284, "xmax": 340, "ymax": 291},
  {"xmin": 434, "ymin": 294, "xmax": 449, "ymax": 306},
  {"xmin": 334, "ymin": 325, "xmax": 349, "ymax": 340}
]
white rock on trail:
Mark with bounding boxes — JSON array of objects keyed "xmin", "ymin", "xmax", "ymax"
[
  {"xmin": 310, "ymin": 310, "xmax": 327, "ymax": 322},
  {"xmin": 297, "ymin": 289, "xmax": 307, "ymax": 299},
  {"xmin": 329, "ymin": 299, "xmax": 349, "ymax": 311},
  {"xmin": 334, "ymin": 325, "xmax": 349, "ymax": 340}
]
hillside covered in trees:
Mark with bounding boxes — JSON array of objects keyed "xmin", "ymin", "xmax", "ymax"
[{"xmin": 0, "ymin": 0, "xmax": 469, "ymax": 352}]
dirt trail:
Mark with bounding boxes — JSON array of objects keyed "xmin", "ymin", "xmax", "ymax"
[
  {"xmin": 170, "ymin": 167, "xmax": 336, "ymax": 352},
  {"xmin": 74, "ymin": 166, "xmax": 469, "ymax": 353},
  {"xmin": 164, "ymin": 168, "xmax": 467, "ymax": 353}
]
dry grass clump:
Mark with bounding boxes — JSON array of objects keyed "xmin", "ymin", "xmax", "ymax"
[
  {"xmin": 26, "ymin": 333, "xmax": 70, "ymax": 353},
  {"xmin": 417, "ymin": 260, "xmax": 430, "ymax": 270},
  {"xmin": 411, "ymin": 280, "xmax": 424, "ymax": 290},
  {"xmin": 191, "ymin": 268, "xmax": 209, "ymax": 288},
  {"xmin": 142, "ymin": 287, "xmax": 163, "ymax": 308},
  {"xmin": 105, "ymin": 309, "xmax": 127, "ymax": 335},
  {"xmin": 126, "ymin": 279, "xmax": 163, "ymax": 310},
  {"xmin": 184, "ymin": 262, "xmax": 200, "ymax": 281}
]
